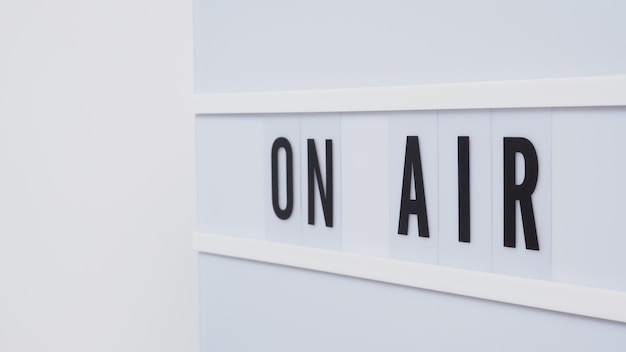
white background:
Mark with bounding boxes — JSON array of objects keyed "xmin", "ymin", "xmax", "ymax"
[{"xmin": 0, "ymin": 1, "xmax": 198, "ymax": 351}]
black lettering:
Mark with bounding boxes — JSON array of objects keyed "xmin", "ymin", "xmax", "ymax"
[
  {"xmin": 271, "ymin": 137, "xmax": 293, "ymax": 220},
  {"xmin": 307, "ymin": 139, "xmax": 333, "ymax": 227},
  {"xmin": 397, "ymin": 136, "xmax": 429, "ymax": 237},
  {"xmin": 503, "ymin": 137, "xmax": 539, "ymax": 250},
  {"xmin": 458, "ymin": 136, "xmax": 470, "ymax": 242}
]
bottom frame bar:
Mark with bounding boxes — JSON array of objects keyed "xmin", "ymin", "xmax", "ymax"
[{"xmin": 193, "ymin": 231, "xmax": 626, "ymax": 323}]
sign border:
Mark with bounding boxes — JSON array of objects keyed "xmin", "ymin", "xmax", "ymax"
[{"xmin": 194, "ymin": 75, "xmax": 626, "ymax": 323}]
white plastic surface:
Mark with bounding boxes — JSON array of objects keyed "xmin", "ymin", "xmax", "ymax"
[
  {"xmin": 340, "ymin": 113, "xmax": 390, "ymax": 257},
  {"xmin": 199, "ymin": 252, "xmax": 626, "ymax": 351},
  {"xmin": 196, "ymin": 116, "xmax": 266, "ymax": 238},
  {"xmin": 552, "ymin": 107, "xmax": 626, "ymax": 292},
  {"xmin": 194, "ymin": 0, "xmax": 626, "ymax": 93}
]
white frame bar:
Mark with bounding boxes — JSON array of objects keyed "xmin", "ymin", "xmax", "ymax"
[
  {"xmin": 194, "ymin": 75, "xmax": 626, "ymax": 323},
  {"xmin": 194, "ymin": 75, "xmax": 626, "ymax": 114},
  {"xmin": 194, "ymin": 232, "xmax": 626, "ymax": 323}
]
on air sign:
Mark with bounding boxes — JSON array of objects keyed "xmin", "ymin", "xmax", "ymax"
[
  {"xmin": 270, "ymin": 134, "xmax": 540, "ymax": 248},
  {"xmin": 257, "ymin": 110, "xmax": 552, "ymax": 279}
]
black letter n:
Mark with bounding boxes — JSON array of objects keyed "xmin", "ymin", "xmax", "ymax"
[{"xmin": 307, "ymin": 139, "xmax": 333, "ymax": 227}]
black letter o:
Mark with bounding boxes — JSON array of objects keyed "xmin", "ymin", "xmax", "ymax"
[{"xmin": 271, "ymin": 137, "xmax": 293, "ymax": 220}]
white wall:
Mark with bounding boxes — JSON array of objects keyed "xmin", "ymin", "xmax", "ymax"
[{"xmin": 0, "ymin": 1, "xmax": 197, "ymax": 351}]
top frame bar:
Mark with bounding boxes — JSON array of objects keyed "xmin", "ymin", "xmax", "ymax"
[{"xmin": 194, "ymin": 75, "xmax": 626, "ymax": 114}]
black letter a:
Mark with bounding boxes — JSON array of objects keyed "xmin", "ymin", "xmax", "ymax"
[{"xmin": 397, "ymin": 136, "xmax": 429, "ymax": 237}]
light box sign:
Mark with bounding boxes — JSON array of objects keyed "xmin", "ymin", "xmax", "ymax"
[{"xmin": 194, "ymin": 84, "xmax": 626, "ymax": 322}]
